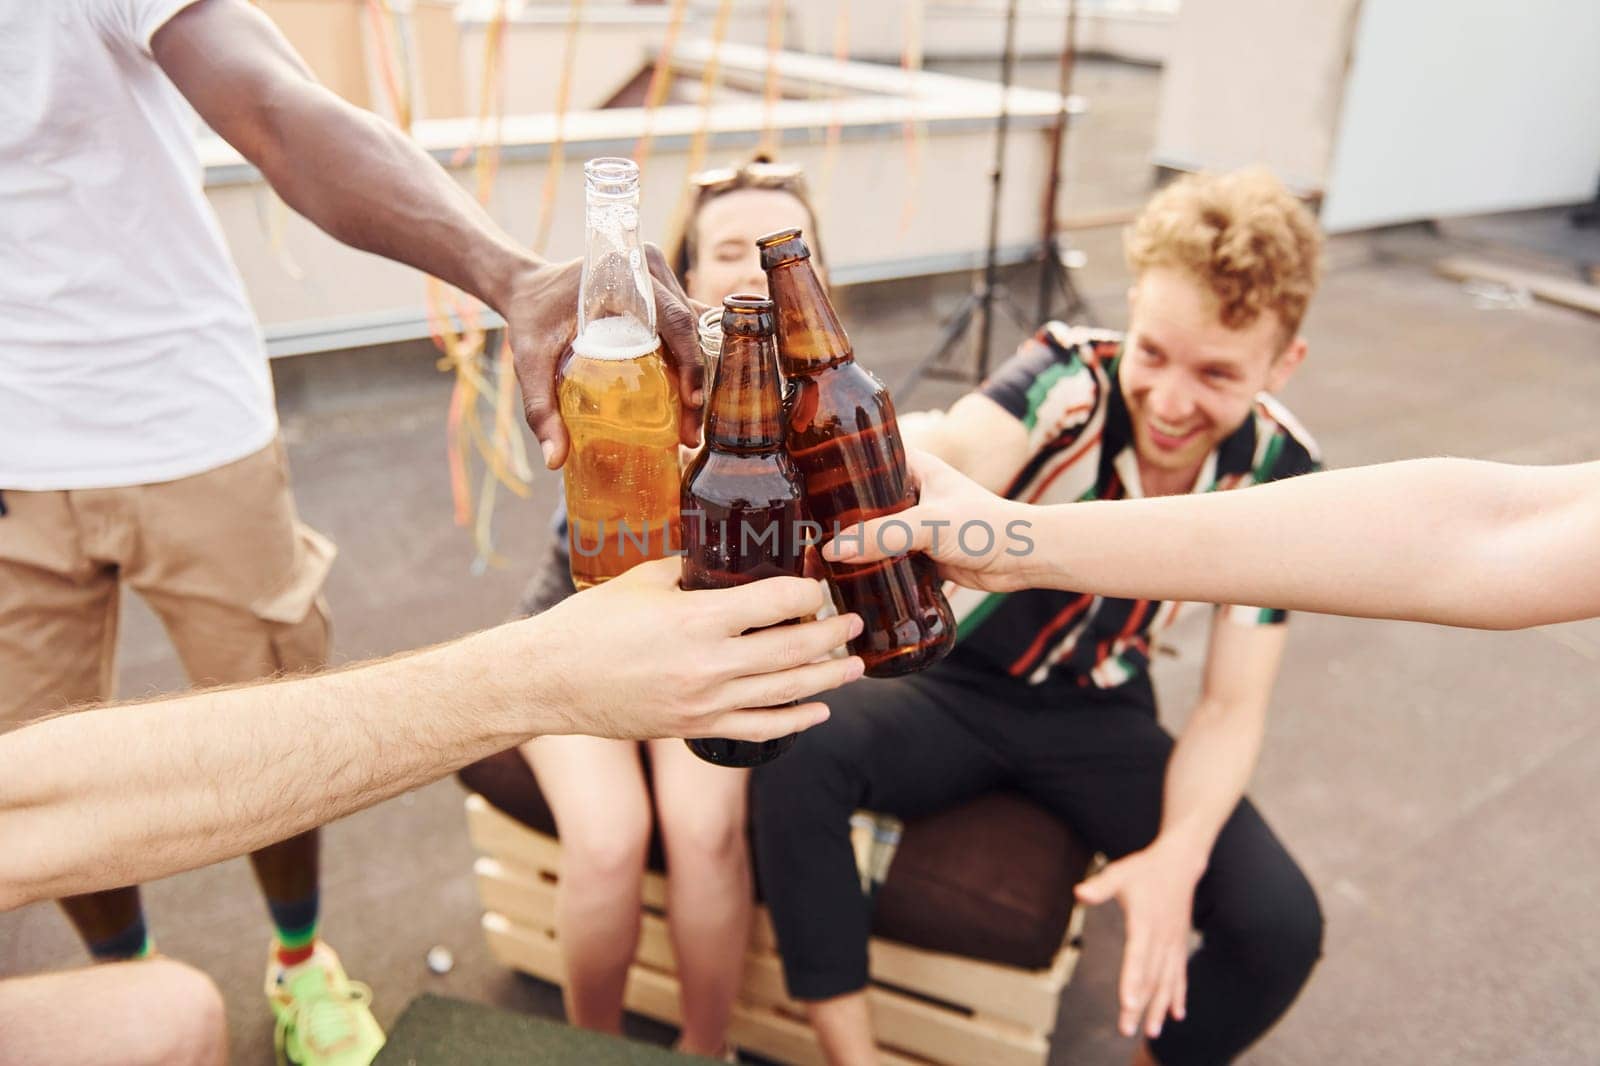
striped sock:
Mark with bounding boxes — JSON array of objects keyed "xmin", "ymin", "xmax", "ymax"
[
  {"xmin": 87, "ymin": 916, "xmax": 153, "ymax": 962},
  {"xmin": 268, "ymin": 891, "xmax": 320, "ymax": 968}
]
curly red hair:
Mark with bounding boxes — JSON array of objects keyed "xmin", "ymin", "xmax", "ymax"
[{"xmin": 1125, "ymin": 168, "xmax": 1322, "ymax": 343}]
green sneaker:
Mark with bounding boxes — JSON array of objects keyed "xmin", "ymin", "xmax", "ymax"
[{"xmin": 266, "ymin": 941, "xmax": 386, "ymax": 1066}]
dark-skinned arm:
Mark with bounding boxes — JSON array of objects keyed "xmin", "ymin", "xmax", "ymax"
[{"xmin": 152, "ymin": 0, "xmax": 703, "ymax": 464}]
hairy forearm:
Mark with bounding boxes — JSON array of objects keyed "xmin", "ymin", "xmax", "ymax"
[
  {"xmin": 0, "ymin": 627, "xmax": 547, "ymax": 910},
  {"xmin": 1155, "ymin": 700, "xmax": 1266, "ymax": 870},
  {"xmin": 248, "ymin": 83, "xmax": 535, "ymax": 311},
  {"xmin": 1035, "ymin": 459, "xmax": 1600, "ymax": 629}
]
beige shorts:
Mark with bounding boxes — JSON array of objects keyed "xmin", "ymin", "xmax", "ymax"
[{"xmin": 0, "ymin": 439, "xmax": 335, "ymax": 730}]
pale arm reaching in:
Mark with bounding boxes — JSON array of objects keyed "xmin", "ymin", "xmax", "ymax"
[
  {"xmin": 828, "ymin": 452, "xmax": 1600, "ymax": 630},
  {"xmin": 0, "ymin": 561, "xmax": 862, "ymax": 911}
]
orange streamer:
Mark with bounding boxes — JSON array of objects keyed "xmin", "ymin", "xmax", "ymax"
[
  {"xmin": 633, "ymin": 0, "xmax": 691, "ymax": 173},
  {"xmin": 759, "ymin": 0, "xmax": 785, "ymax": 156},
  {"xmin": 392, "ymin": 0, "xmax": 528, "ymax": 562},
  {"xmin": 363, "ymin": 0, "xmax": 412, "ymax": 132},
  {"xmin": 666, "ymin": 0, "xmax": 735, "ymax": 244},
  {"xmin": 533, "ymin": 0, "xmax": 586, "ymax": 255},
  {"xmin": 899, "ymin": 0, "xmax": 926, "ymax": 233},
  {"xmin": 816, "ymin": 3, "xmax": 850, "ymax": 212}
]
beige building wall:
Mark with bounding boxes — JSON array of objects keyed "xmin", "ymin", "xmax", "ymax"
[
  {"xmin": 257, "ymin": 0, "xmax": 466, "ymax": 121},
  {"xmin": 1152, "ymin": 0, "xmax": 1361, "ymax": 193}
]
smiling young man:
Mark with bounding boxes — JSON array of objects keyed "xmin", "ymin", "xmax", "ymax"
[{"xmin": 752, "ymin": 169, "xmax": 1325, "ymax": 1066}]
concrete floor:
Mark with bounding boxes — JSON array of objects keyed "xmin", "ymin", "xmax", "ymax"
[{"xmin": 6, "ymin": 57, "xmax": 1600, "ymax": 1066}]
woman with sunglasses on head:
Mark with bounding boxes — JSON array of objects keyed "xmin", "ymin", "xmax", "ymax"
[{"xmin": 515, "ymin": 157, "xmax": 824, "ymax": 1058}]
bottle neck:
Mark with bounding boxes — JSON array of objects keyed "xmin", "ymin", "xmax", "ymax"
[
  {"xmin": 764, "ymin": 257, "xmax": 853, "ymax": 377},
  {"xmin": 704, "ymin": 325, "xmax": 784, "ymax": 451},
  {"xmin": 579, "ymin": 161, "xmax": 655, "ymax": 338}
]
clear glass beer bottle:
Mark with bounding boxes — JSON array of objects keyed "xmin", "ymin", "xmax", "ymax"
[{"xmin": 558, "ymin": 157, "xmax": 681, "ymax": 588}]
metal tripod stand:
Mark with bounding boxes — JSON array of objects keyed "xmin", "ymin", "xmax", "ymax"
[
  {"xmin": 1034, "ymin": 0, "xmax": 1095, "ymax": 327},
  {"xmin": 895, "ymin": 0, "xmax": 1030, "ymax": 400},
  {"xmin": 896, "ymin": 0, "xmax": 1091, "ymax": 400}
]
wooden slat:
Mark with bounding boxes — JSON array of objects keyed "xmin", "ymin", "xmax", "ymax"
[
  {"xmin": 486, "ymin": 912, "xmax": 928, "ymax": 1066},
  {"xmin": 752, "ymin": 907, "xmax": 780, "ymax": 953},
  {"xmin": 472, "ymin": 796, "xmax": 1057, "ymax": 1066},
  {"xmin": 634, "ymin": 963, "xmax": 932, "ymax": 1066},
  {"xmin": 753, "ymin": 904, "xmax": 1070, "ymax": 1032},
  {"xmin": 1050, "ymin": 903, "xmax": 1089, "ymax": 988},
  {"xmin": 635, "ymin": 910, "xmax": 679, "ymax": 974},
  {"xmin": 1436, "ymin": 256, "xmax": 1600, "ymax": 317},
  {"xmin": 466, "ymin": 795, "xmax": 562, "ymax": 876},
  {"xmin": 727, "ymin": 1002, "xmax": 831, "ymax": 1066},
  {"xmin": 754, "ymin": 899, "xmax": 1073, "ymax": 1033},
  {"xmin": 728, "ymin": 1001, "xmax": 930, "ymax": 1066},
  {"xmin": 733, "ymin": 946, "xmax": 795, "ymax": 1011},
  {"xmin": 465, "ymin": 795, "xmax": 668, "ymax": 909},
  {"xmin": 738, "ymin": 943, "xmax": 1045, "ymax": 1066},
  {"xmin": 477, "ymin": 858, "xmax": 680, "ymax": 974},
  {"xmin": 868, "ymin": 937, "xmax": 1067, "ymax": 1032},
  {"xmin": 641, "ymin": 870, "xmax": 668, "ymax": 912},
  {"xmin": 868, "ymin": 985, "xmax": 1046, "ymax": 1066},
  {"xmin": 475, "ymin": 858, "xmax": 558, "ymax": 934},
  {"xmin": 622, "ymin": 964, "xmax": 687, "ymax": 1026},
  {"xmin": 483, "ymin": 911, "xmax": 564, "ymax": 982}
]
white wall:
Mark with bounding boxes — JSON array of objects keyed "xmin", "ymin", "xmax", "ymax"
[
  {"xmin": 1152, "ymin": 0, "xmax": 1362, "ymax": 193},
  {"xmin": 1321, "ymin": 0, "xmax": 1600, "ymax": 232}
]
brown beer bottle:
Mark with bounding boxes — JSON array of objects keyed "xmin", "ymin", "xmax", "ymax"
[
  {"xmin": 758, "ymin": 227, "xmax": 955, "ymax": 678},
  {"xmin": 681, "ymin": 295, "xmax": 808, "ymax": 767}
]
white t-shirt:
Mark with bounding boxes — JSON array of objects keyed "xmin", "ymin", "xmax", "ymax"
[{"xmin": 0, "ymin": 0, "xmax": 277, "ymax": 490}]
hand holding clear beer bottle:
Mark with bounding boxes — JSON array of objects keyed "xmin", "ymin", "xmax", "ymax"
[
  {"xmin": 560, "ymin": 158, "xmax": 681, "ymax": 588},
  {"xmin": 681, "ymin": 295, "xmax": 808, "ymax": 767},
  {"xmin": 759, "ymin": 227, "xmax": 956, "ymax": 678}
]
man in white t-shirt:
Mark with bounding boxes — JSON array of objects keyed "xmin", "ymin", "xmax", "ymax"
[{"xmin": 0, "ymin": 1, "xmax": 705, "ymax": 1063}]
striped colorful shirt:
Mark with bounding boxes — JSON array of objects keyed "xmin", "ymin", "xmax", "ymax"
[{"xmin": 946, "ymin": 324, "xmax": 1322, "ymax": 689}]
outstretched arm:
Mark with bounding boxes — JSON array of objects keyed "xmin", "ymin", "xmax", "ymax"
[
  {"xmin": 153, "ymin": 0, "xmax": 704, "ymax": 463},
  {"xmin": 0, "ymin": 561, "xmax": 862, "ymax": 910},
  {"xmin": 829, "ymin": 452, "xmax": 1600, "ymax": 630}
]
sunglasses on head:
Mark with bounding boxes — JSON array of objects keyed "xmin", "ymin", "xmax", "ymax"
[{"xmin": 690, "ymin": 161, "xmax": 807, "ymax": 198}]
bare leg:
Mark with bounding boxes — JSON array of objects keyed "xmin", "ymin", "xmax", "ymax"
[
  {"xmin": 522, "ymin": 736, "xmax": 652, "ymax": 1034},
  {"xmin": 248, "ymin": 828, "xmax": 321, "ymax": 965},
  {"xmin": 807, "ymin": 990, "xmax": 879, "ymax": 1066},
  {"xmin": 58, "ymin": 886, "xmax": 149, "ymax": 960},
  {"xmin": 647, "ymin": 739, "xmax": 753, "ymax": 1057},
  {"xmin": 0, "ymin": 959, "xmax": 227, "ymax": 1066}
]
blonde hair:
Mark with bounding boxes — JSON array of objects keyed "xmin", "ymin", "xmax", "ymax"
[
  {"xmin": 1125, "ymin": 168, "xmax": 1322, "ymax": 342},
  {"xmin": 670, "ymin": 153, "xmax": 823, "ymax": 281}
]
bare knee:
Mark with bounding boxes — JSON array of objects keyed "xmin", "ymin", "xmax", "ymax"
[
  {"xmin": 139, "ymin": 960, "xmax": 228, "ymax": 1066},
  {"xmin": 560, "ymin": 809, "xmax": 652, "ymax": 886},
  {"xmin": 660, "ymin": 803, "xmax": 748, "ymax": 869},
  {"xmin": 81, "ymin": 953, "xmax": 228, "ymax": 1062},
  {"xmin": 0, "ymin": 960, "xmax": 226, "ymax": 1066}
]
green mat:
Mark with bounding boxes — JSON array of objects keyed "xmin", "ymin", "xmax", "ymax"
[{"xmin": 374, "ymin": 994, "xmax": 717, "ymax": 1065}]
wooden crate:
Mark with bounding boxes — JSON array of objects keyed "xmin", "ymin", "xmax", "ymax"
[{"xmin": 465, "ymin": 794, "xmax": 1084, "ymax": 1066}]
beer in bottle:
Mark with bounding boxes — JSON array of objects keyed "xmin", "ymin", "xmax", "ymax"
[
  {"xmin": 758, "ymin": 227, "xmax": 955, "ymax": 678},
  {"xmin": 681, "ymin": 295, "xmax": 807, "ymax": 767},
  {"xmin": 559, "ymin": 157, "xmax": 681, "ymax": 588}
]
